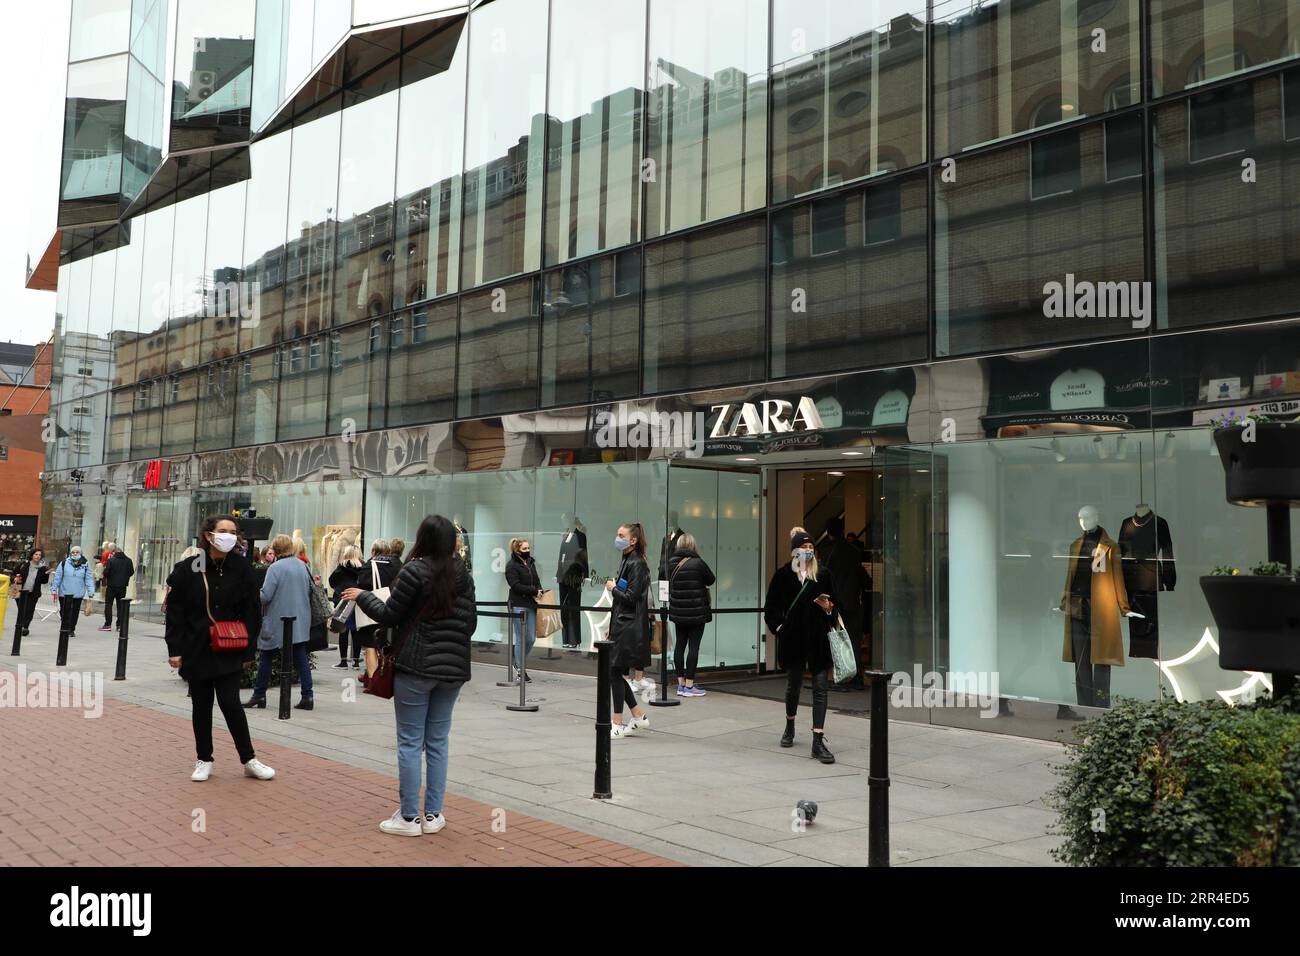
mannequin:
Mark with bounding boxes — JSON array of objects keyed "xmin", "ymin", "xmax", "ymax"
[
  {"xmin": 658, "ymin": 510, "xmax": 684, "ymax": 581},
  {"xmin": 556, "ymin": 512, "xmax": 589, "ymax": 648},
  {"xmin": 1058, "ymin": 506, "xmax": 1144, "ymax": 709},
  {"xmin": 1118, "ymin": 503, "xmax": 1175, "ymax": 659}
]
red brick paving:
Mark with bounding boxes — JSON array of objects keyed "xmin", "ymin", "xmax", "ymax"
[{"xmin": 0, "ymin": 694, "xmax": 679, "ymax": 867}]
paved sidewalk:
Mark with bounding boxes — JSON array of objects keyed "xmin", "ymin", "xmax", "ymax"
[{"xmin": 1, "ymin": 611, "xmax": 1065, "ymax": 866}]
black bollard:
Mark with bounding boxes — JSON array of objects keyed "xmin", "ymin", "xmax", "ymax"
[
  {"xmin": 507, "ymin": 609, "xmax": 538, "ymax": 713},
  {"xmin": 593, "ymin": 639, "xmax": 612, "ymax": 799},
  {"xmin": 112, "ymin": 598, "xmax": 131, "ymax": 681},
  {"xmin": 10, "ymin": 593, "xmax": 23, "ymax": 655},
  {"xmin": 56, "ymin": 599, "xmax": 71, "ymax": 667},
  {"xmin": 278, "ymin": 616, "xmax": 294, "ymax": 720},
  {"xmin": 648, "ymin": 605, "xmax": 678, "ymax": 708},
  {"xmin": 865, "ymin": 669, "xmax": 891, "ymax": 867}
]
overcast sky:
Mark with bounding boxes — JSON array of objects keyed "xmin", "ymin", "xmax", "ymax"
[{"xmin": 0, "ymin": 3, "xmax": 69, "ymax": 350}]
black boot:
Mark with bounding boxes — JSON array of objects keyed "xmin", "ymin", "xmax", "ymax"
[
  {"xmin": 294, "ymin": 697, "xmax": 314, "ymax": 711},
  {"xmin": 243, "ymin": 696, "xmax": 267, "ymax": 709},
  {"xmin": 811, "ymin": 732, "xmax": 835, "ymax": 764},
  {"xmin": 780, "ymin": 720, "xmax": 795, "ymax": 748}
]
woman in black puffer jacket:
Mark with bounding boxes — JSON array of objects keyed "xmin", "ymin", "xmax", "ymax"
[
  {"xmin": 503, "ymin": 537, "xmax": 542, "ymax": 681},
  {"xmin": 667, "ymin": 532, "xmax": 715, "ymax": 698},
  {"xmin": 343, "ymin": 514, "xmax": 476, "ymax": 837}
]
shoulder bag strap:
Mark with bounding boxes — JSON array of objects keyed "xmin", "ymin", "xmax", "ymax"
[
  {"xmin": 371, "ymin": 560, "xmax": 380, "ymax": 589},
  {"xmin": 200, "ymin": 567, "xmax": 216, "ymax": 625},
  {"xmin": 785, "ymin": 579, "xmax": 809, "ymax": 621}
]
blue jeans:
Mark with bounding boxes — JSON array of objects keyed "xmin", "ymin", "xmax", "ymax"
[
  {"xmin": 393, "ymin": 674, "xmax": 461, "ymax": 818},
  {"xmin": 254, "ymin": 643, "xmax": 314, "ymax": 699},
  {"xmin": 512, "ymin": 607, "xmax": 536, "ymax": 664}
]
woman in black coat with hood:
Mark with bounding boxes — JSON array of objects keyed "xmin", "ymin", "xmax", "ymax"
[
  {"xmin": 667, "ymin": 532, "xmax": 714, "ymax": 697},
  {"xmin": 504, "ymin": 537, "xmax": 542, "ymax": 681},
  {"xmin": 341, "ymin": 514, "xmax": 477, "ymax": 837},
  {"xmin": 605, "ymin": 522, "xmax": 651, "ymax": 738},
  {"xmin": 764, "ymin": 527, "xmax": 837, "ymax": 764},
  {"xmin": 165, "ymin": 514, "xmax": 276, "ymax": 782}
]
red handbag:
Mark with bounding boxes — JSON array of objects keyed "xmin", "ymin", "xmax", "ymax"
[
  {"xmin": 202, "ymin": 567, "xmax": 250, "ymax": 653},
  {"xmin": 363, "ymin": 647, "xmax": 397, "ymax": 699}
]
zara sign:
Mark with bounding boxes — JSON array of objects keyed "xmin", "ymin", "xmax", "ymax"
[{"xmin": 708, "ymin": 396, "xmax": 824, "ymax": 439}]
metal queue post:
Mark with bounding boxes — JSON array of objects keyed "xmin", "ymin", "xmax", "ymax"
[
  {"xmin": 278, "ymin": 616, "xmax": 294, "ymax": 720},
  {"xmin": 593, "ymin": 639, "xmax": 612, "ymax": 799},
  {"xmin": 507, "ymin": 607, "xmax": 538, "ymax": 712},
  {"xmin": 112, "ymin": 597, "xmax": 131, "ymax": 680},
  {"xmin": 648, "ymin": 600, "xmax": 679, "ymax": 708}
]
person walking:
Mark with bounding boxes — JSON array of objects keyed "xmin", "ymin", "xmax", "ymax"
[
  {"xmin": 12, "ymin": 549, "xmax": 49, "ymax": 637},
  {"xmin": 387, "ymin": 539, "xmax": 405, "ymax": 567},
  {"xmin": 764, "ymin": 527, "xmax": 838, "ymax": 764},
  {"xmin": 329, "ymin": 545, "xmax": 364, "ymax": 669},
  {"xmin": 99, "ymin": 545, "xmax": 135, "ymax": 633},
  {"xmin": 341, "ymin": 515, "xmax": 477, "ymax": 837},
  {"xmin": 50, "ymin": 546, "xmax": 94, "ymax": 640},
  {"xmin": 356, "ymin": 539, "xmax": 401, "ymax": 678},
  {"xmin": 164, "ymin": 515, "xmax": 275, "ymax": 781},
  {"xmin": 606, "ymin": 523, "xmax": 651, "ymax": 738},
  {"xmin": 504, "ymin": 537, "xmax": 542, "ymax": 682},
  {"xmin": 667, "ymin": 532, "xmax": 715, "ymax": 697},
  {"xmin": 246, "ymin": 534, "xmax": 314, "ymax": 710}
]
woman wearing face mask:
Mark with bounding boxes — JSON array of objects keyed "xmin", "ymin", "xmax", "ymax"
[
  {"xmin": 50, "ymin": 546, "xmax": 95, "ymax": 639},
  {"xmin": 164, "ymin": 515, "xmax": 274, "ymax": 782},
  {"xmin": 504, "ymin": 538, "xmax": 542, "ymax": 682},
  {"xmin": 763, "ymin": 527, "xmax": 837, "ymax": 764},
  {"xmin": 13, "ymin": 549, "xmax": 50, "ymax": 637},
  {"xmin": 605, "ymin": 523, "xmax": 651, "ymax": 738}
]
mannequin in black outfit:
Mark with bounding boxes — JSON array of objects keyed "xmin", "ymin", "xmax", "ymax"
[
  {"xmin": 1117, "ymin": 506, "xmax": 1175, "ymax": 659},
  {"xmin": 556, "ymin": 513, "xmax": 588, "ymax": 648}
]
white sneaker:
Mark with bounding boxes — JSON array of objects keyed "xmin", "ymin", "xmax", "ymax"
[
  {"xmin": 379, "ymin": 810, "xmax": 423, "ymax": 836},
  {"xmin": 191, "ymin": 760, "xmax": 213, "ymax": 782},
  {"xmin": 610, "ymin": 722, "xmax": 636, "ymax": 738},
  {"xmin": 421, "ymin": 813, "xmax": 446, "ymax": 834},
  {"xmin": 630, "ymin": 714, "xmax": 650, "ymax": 731},
  {"xmin": 243, "ymin": 758, "xmax": 276, "ymax": 780}
]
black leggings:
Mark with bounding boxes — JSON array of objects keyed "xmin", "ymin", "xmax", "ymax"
[
  {"xmin": 190, "ymin": 671, "xmax": 256, "ymax": 763},
  {"xmin": 673, "ymin": 623, "xmax": 704, "ymax": 680},
  {"xmin": 58, "ymin": 595, "xmax": 82, "ymax": 633},
  {"xmin": 785, "ymin": 667, "xmax": 829, "ymax": 730},
  {"xmin": 611, "ymin": 666, "xmax": 638, "ymax": 716},
  {"xmin": 16, "ymin": 591, "xmax": 38, "ymax": 630},
  {"xmin": 338, "ymin": 626, "xmax": 361, "ymax": 662}
]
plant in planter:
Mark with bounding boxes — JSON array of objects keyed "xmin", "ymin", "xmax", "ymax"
[{"xmin": 1049, "ymin": 695, "xmax": 1300, "ymax": 866}]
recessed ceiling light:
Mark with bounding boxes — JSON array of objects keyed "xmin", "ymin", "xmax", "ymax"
[
  {"xmin": 842, "ymin": 451, "xmax": 865, "ymax": 457},
  {"xmin": 828, "ymin": 471, "xmax": 844, "ymax": 476},
  {"xmin": 736, "ymin": 457, "xmax": 756, "ymax": 462},
  {"xmin": 917, "ymin": 469, "xmax": 930, "ymax": 474}
]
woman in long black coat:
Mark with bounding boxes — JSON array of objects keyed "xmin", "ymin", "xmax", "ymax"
[
  {"xmin": 355, "ymin": 539, "xmax": 401, "ymax": 677},
  {"xmin": 606, "ymin": 523, "xmax": 650, "ymax": 738},
  {"xmin": 165, "ymin": 514, "xmax": 275, "ymax": 782},
  {"xmin": 763, "ymin": 527, "xmax": 837, "ymax": 764}
]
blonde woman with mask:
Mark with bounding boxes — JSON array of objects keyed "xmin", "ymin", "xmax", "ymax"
[{"xmin": 763, "ymin": 527, "xmax": 837, "ymax": 763}]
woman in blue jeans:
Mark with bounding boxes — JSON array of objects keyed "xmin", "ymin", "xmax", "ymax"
[
  {"xmin": 344, "ymin": 515, "xmax": 477, "ymax": 836},
  {"xmin": 503, "ymin": 537, "xmax": 542, "ymax": 682},
  {"xmin": 246, "ymin": 534, "xmax": 314, "ymax": 710}
]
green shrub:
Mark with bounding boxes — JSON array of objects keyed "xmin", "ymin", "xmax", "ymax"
[{"xmin": 1048, "ymin": 694, "xmax": 1300, "ymax": 866}]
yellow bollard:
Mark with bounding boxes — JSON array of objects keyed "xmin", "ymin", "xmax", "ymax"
[{"xmin": 0, "ymin": 573, "xmax": 10, "ymax": 638}]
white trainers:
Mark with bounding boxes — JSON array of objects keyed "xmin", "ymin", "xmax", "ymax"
[
  {"xmin": 610, "ymin": 721, "xmax": 636, "ymax": 738},
  {"xmin": 421, "ymin": 812, "xmax": 446, "ymax": 834},
  {"xmin": 243, "ymin": 758, "xmax": 276, "ymax": 780},
  {"xmin": 630, "ymin": 713, "xmax": 650, "ymax": 731},
  {"xmin": 191, "ymin": 760, "xmax": 213, "ymax": 782},
  {"xmin": 379, "ymin": 810, "xmax": 423, "ymax": 836}
]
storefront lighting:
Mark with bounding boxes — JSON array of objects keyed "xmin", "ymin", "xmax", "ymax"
[
  {"xmin": 828, "ymin": 471, "xmax": 844, "ymax": 476},
  {"xmin": 842, "ymin": 451, "xmax": 865, "ymax": 457},
  {"xmin": 735, "ymin": 457, "xmax": 756, "ymax": 462}
]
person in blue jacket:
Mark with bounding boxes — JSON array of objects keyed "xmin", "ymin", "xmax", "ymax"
[
  {"xmin": 245, "ymin": 534, "xmax": 314, "ymax": 710},
  {"xmin": 50, "ymin": 545, "xmax": 95, "ymax": 639}
]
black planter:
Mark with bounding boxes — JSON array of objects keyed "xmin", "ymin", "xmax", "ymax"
[
  {"xmin": 1201, "ymin": 575, "xmax": 1300, "ymax": 673},
  {"xmin": 1214, "ymin": 422, "xmax": 1300, "ymax": 506},
  {"xmin": 238, "ymin": 517, "xmax": 274, "ymax": 542}
]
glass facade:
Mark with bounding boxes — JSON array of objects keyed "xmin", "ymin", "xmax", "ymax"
[{"xmin": 41, "ymin": 1, "xmax": 1300, "ymax": 731}]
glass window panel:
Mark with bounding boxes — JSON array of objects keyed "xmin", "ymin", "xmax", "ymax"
[
  {"xmin": 1151, "ymin": 0, "xmax": 1300, "ymax": 98},
  {"xmin": 195, "ymin": 360, "xmax": 236, "ymax": 451},
  {"xmin": 645, "ymin": 0, "xmax": 768, "ymax": 238},
  {"xmin": 251, "ymin": 0, "xmax": 289, "ymax": 130},
  {"xmin": 112, "ymin": 218, "xmax": 146, "ymax": 388},
  {"xmin": 457, "ymin": 277, "xmax": 540, "ymax": 417},
  {"xmin": 171, "ymin": 0, "xmax": 256, "ymax": 149},
  {"xmin": 62, "ymin": 55, "xmax": 128, "ymax": 205},
  {"xmin": 935, "ymin": 119, "xmax": 1146, "ymax": 357},
  {"xmin": 327, "ymin": 321, "xmax": 388, "ymax": 434},
  {"xmin": 461, "ymin": 0, "xmax": 548, "ymax": 288},
  {"xmin": 1153, "ymin": 72, "xmax": 1300, "ymax": 329},
  {"xmin": 105, "ymin": 388, "xmax": 134, "ymax": 463},
  {"xmin": 643, "ymin": 215, "xmax": 766, "ymax": 393},
  {"xmin": 387, "ymin": 301, "xmax": 456, "ymax": 426},
  {"xmin": 124, "ymin": 50, "xmax": 166, "ymax": 202},
  {"xmin": 277, "ymin": 335, "xmax": 329, "ymax": 440},
  {"xmin": 70, "ymin": 0, "xmax": 131, "ymax": 61},
  {"xmin": 161, "ymin": 372, "xmax": 198, "ymax": 455},
  {"xmin": 313, "ymin": 0, "xmax": 351, "ymax": 65},
  {"xmin": 772, "ymin": 0, "xmax": 926, "ymax": 203},
  {"xmin": 1104, "ymin": 111, "xmax": 1143, "ymax": 182},
  {"xmin": 200, "ymin": 181, "xmax": 249, "ymax": 364},
  {"xmin": 285, "ymin": 108, "xmax": 342, "ymax": 338},
  {"xmin": 129, "ymin": 378, "xmax": 163, "ymax": 460},
  {"xmin": 333, "ymin": 79, "xmax": 399, "ymax": 328},
  {"xmin": 543, "ymin": 0, "xmax": 644, "ymax": 266},
  {"xmin": 771, "ymin": 173, "xmax": 927, "ymax": 378},
  {"xmin": 166, "ymin": 192, "xmax": 211, "ymax": 373},
  {"xmin": 85, "ymin": 250, "xmax": 118, "ymax": 396},
  {"xmin": 934, "ymin": 0, "xmax": 1140, "ymax": 154},
  {"xmin": 137, "ymin": 203, "xmax": 176, "ymax": 382},
  {"xmin": 234, "ymin": 348, "xmax": 279, "ymax": 446},
  {"xmin": 241, "ymin": 133, "xmax": 291, "ymax": 350},
  {"xmin": 394, "ymin": 18, "xmax": 468, "ymax": 307},
  {"xmin": 541, "ymin": 251, "xmax": 641, "ymax": 407}
]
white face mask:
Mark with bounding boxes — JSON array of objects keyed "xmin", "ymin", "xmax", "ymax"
[
  {"xmin": 791, "ymin": 549, "xmax": 811, "ymax": 567},
  {"xmin": 211, "ymin": 532, "xmax": 238, "ymax": 554}
]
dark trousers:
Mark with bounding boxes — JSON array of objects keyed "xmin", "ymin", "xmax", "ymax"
[
  {"xmin": 1127, "ymin": 590, "xmax": 1159, "ymax": 659},
  {"xmin": 611, "ymin": 665, "xmax": 638, "ymax": 715},
  {"xmin": 104, "ymin": 586, "xmax": 126, "ymax": 627},
  {"xmin": 785, "ymin": 667, "xmax": 830, "ymax": 729},
  {"xmin": 253, "ymin": 644, "xmax": 314, "ymax": 699},
  {"xmin": 673, "ymin": 622, "xmax": 705, "ymax": 681},
  {"xmin": 337, "ymin": 623, "xmax": 361, "ymax": 662},
  {"xmin": 559, "ymin": 582, "xmax": 582, "ymax": 646},
  {"xmin": 58, "ymin": 595, "xmax": 81, "ymax": 633},
  {"xmin": 16, "ymin": 591, "xmax": 38, "ymax": 631},
  {"xmin": 1071, "ymin": 616, "xmax": 1112, "ymax": 708},
  {"xmin": 191, "ymin": 671, "xmax": 256, "ymax": 763}
]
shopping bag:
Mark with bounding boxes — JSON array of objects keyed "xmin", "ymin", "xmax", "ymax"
[
  {"xmin": 328, "ymin": 599, "xmax": 355, "ymax": 633},
  {"xmin": 535, "ymin": 589, "xmax": 562, "ymax": 639},
  {"xmin": 352, "ymin": 561, "xmax": 390, "ymax": 629},
  {"xmin": 82, "ymin": 597, "xmax": 94, "ymax": 617},
  {"xmin": 827, "ymin": 615, "xmax": 857, "ymax": 685}
]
